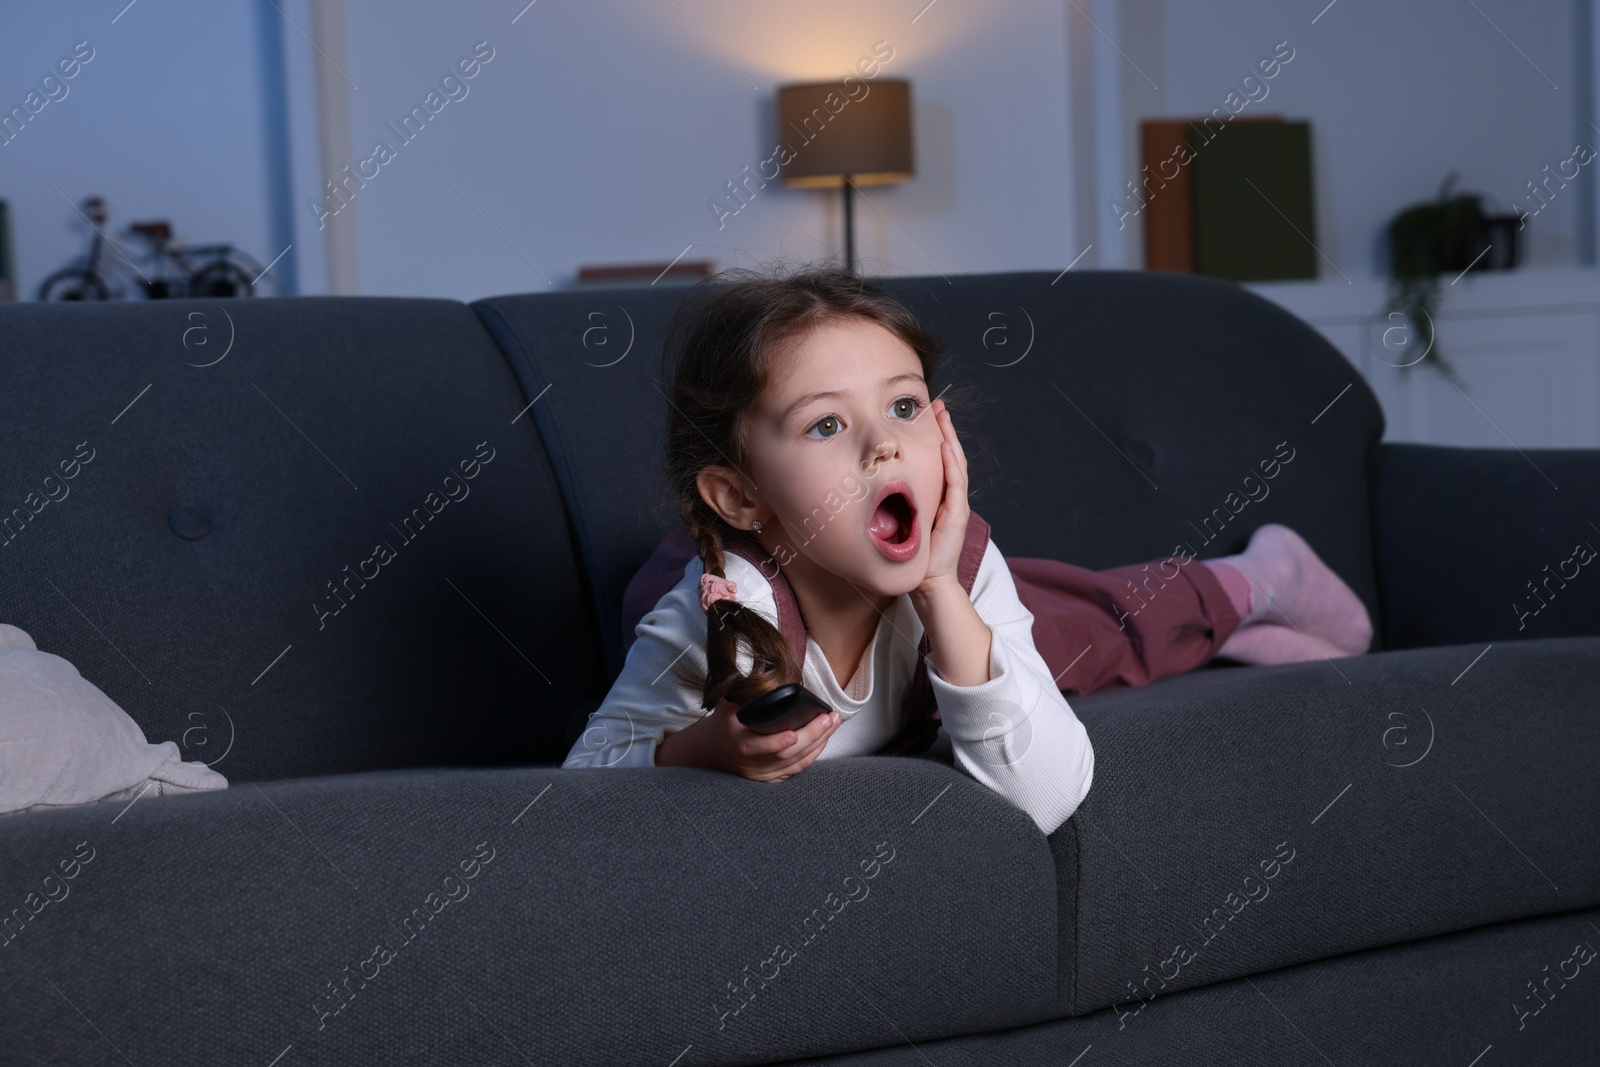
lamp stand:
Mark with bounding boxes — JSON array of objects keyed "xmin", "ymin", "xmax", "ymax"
[{"xmin": 842, "ymin": 176, "xmax": 856, "ymax": 275}]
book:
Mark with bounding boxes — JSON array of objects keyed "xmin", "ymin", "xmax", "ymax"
[
  {"xmin": 1140, "ymin": 119, "xmax": 1199, "ymax": 273},
  {"xmin": 1189, "ymin": 119, "xmax": 1316, "ymax": 282},
  {"xmin": 1141, "ymin": 116, "xmax": 1286, "ymax": 274}
]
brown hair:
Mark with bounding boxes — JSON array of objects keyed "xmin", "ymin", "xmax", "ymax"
[{"xmin": 659, "ymin": 259, "xmax": 991, "ymax": 711}]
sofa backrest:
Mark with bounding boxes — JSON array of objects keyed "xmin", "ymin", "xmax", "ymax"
[
  {"xmin": 472, "ymin": 290, "xmax": 693, "ymax": 680},
  {"xmin": 473, "ymin": 268, "xmax": 1388, "ymax": 681},
  {"xmin": 0, "ymin": 297, "xmax": 607, "ymax": 781}
]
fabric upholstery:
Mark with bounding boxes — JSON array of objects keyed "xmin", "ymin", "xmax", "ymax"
[
  {"xmin": 471, "ymin": 290, "xmax": 704, "ymax": 680},
  {"xmin": 776, "ymin": 905, "xmax": 1600, "ymax": 1066},
  {"xmin": 0, "ymin": 759, "xmax": 1057, "ymax": 1065},
  {"xmin": 1375, "ymin": 442, "xmax": 1600, "ymax": 648},
  {"xmin": 474, "ymin": 269, "xmax": 1389, "ymax": 685},
  {"xmin": 1, "ymin": 273, "xmax": 1594, "ymax": 1066},
  {"xmin": 0, "ymin": 297, "xmax": 604, "ymax": 781},
  {"xmin": 3, "ymin": 754, "xmax": 1592, "ymax": 1065},
  {"xmin": 1056, "ymin": 632, "xmax": 1600, "ymax": 1016}
]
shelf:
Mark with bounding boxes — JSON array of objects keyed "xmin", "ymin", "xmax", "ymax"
[{"xmin": 1242, "ymin": 267, "xmax": 1600, "ymax": 323}]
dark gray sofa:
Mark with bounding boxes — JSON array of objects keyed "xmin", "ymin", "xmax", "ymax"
[{"xmin": 1, "ymin": 269, "xmax": 1595, "ymax": 1065}]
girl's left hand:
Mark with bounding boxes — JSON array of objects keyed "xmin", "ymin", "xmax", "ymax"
[{"xmin": 918, "ymin": 397, "xmax": 970, "ymax": 592}]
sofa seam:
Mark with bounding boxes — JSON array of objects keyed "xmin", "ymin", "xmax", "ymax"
[
  {"xmin": 469, "ymin": 300, "xmax": 613, "ymax": 678},
  {"xmin": 1069, "ymin": 809, "xmax": 1082, "ymax": 1015}
]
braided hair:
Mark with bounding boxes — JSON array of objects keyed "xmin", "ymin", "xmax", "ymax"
[{"xmin": 660, "ymin": 259, "xmax": 985, "ymax": 712}]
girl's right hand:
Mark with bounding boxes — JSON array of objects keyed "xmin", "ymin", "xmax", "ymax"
[{"xmin": 699, "ymin": 697, "xmax": 843, "ymax": 782}]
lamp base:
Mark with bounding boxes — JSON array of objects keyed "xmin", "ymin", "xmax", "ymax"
[{"xmin": 842, "ymin": 177, "xmax": 856, "ymax": 276}]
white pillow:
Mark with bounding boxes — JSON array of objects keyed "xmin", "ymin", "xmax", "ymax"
[{"xmin": 0, "ymin": 623, "xmax": 227, "ymax": 817}]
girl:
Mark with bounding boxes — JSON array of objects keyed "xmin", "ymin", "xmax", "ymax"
[{"xmin": 562, "ymin": 265, "xmax": 1372, "ymax": 836}]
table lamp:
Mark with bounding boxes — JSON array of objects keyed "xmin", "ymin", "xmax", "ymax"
[{"xmin": 776, "ymin": 79, "xmax": 914, "ymax": 275}]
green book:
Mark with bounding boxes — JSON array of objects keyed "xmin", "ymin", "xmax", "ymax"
[{"xmin": 1189, "ymin": 120, "xmax": 1317, "ymax": 282}]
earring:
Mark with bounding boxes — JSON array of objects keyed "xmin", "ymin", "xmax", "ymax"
[{"xmin": 751, "ymin": 520, "xmax": 763, "ymax": 533}]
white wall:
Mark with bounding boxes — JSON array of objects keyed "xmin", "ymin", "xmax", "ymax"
[
  {"xmin": 1, "ymin": 1, "xmax": 1594, "ymax": 301},
  {"xmin": 315, "ymin": 0, "xmax": 1081, "ymax": 298},
  {"xmin": 0, "ymin": 2, "xmax": 305, "ymax": 299},
  {"xmin": 1100, "ymin": 0, "xmax": 1590, "ymax": 278}
]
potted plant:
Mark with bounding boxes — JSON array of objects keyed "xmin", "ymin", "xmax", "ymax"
[{"xmin": 1380, "ymin": 172, "xmax": 1521, "ymax": 384}]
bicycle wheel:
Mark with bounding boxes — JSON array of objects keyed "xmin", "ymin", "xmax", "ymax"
[
  {"xmin": 38, "ymin": 267, "xmax": 111, "ymax": 301},
  {"xmin": 187, "ymin": 260, "xmax": 255, "ymax": 298}
]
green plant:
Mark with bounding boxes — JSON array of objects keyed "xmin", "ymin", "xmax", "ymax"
[{"xmin": 1381, "ymin": 172, "xmax": 1488, "ymax": 385}]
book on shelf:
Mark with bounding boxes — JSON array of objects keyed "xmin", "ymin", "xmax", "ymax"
[{"xmin": 1140, "ymin": 116, "xmax": 1317, "ymax": 283}]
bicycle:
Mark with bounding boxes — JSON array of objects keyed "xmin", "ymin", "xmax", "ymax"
[{"xmin": 37, "ymin": 196, "xmax": 273, "ymax": 301}]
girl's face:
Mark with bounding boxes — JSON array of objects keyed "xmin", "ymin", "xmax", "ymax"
[{"xmin": 740, "ymin": 316, "xmax": 945, "ymax": 599}]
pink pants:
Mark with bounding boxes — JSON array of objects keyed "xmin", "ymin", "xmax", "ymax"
[{"xmin": 619, "ymin": 527, "xmax": 1244, "ymax": 696}]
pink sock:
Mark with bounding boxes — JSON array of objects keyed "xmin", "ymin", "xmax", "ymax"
[{"xmin": 1207, "ymin": 524, "xmax": 1374, "ymax": 664}]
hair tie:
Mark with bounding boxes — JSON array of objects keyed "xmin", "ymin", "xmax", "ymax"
[{"xmin": 699, "ymin": 572, "xmax": 739, "ymax": 614}]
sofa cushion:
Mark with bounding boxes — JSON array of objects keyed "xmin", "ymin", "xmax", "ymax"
[
  {"xmin": 775, "ymin": 905, "xmax": 1600, "ymax": 1065},
  {"xmin": 474, "ymin": 269, "xmax": 1388, "ymax": 682},
  {"xmin": 0, "ymin": 297, "xmax": 604, "ymax": 780},
  {"xmin": 1053, "ymin": 633, "xmax": 1600, "ymax": 1016},
  {"xmin": 472, "ymin": 289, "xmax": 696, "ymax": 680},
  {"xmin": 0, "ymin": 757, "xmax": 1059, "ymax": 1065}
]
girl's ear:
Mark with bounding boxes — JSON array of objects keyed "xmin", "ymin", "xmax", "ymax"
[{"xmin": 696, "ymin": 465, "xmax": 765, "ymax": 530}]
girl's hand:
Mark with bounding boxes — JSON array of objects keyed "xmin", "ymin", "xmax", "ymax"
[
  {"xmin": 658, "ymin": 696, "xmax": 842, "ymax": 782},
  {"xmin": 918, "ymin": 397, "xmax": 970, "ymax": 594}
]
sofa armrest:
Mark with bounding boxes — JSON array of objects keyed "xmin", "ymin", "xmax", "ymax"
[
  {"xmin": 2, "ymin": 758, "xmax": 1061, "ymax": 1065},
  {"xmin": 1374, "ymin": 442, "xmax": 1600, "ymax": 649}
]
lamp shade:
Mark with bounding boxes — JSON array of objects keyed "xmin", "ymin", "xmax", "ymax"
[{"xmin": 775, "ymin": 79, "xmax": 913, "ymax": 188}]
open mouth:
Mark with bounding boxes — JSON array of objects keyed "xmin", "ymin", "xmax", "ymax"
[{"xmin": 869, "ymin": 492, "xmax": 916, "ymax": 545}]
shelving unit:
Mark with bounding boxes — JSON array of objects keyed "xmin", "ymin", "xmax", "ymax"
[{"xmin": 1244, "ymin": 269, "xmax": 1600, "ymax": 448}]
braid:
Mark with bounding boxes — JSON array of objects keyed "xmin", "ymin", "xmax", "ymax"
[{"xmin": 677, "ymin": 499, "xmax": 798, "ymax": 711}]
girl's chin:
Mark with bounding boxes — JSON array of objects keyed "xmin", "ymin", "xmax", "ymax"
[{"xmin": 860, "ymin": 555, "xmax": 928, "ymax": 597}]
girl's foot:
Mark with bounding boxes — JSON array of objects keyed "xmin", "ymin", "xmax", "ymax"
[
  {"xmin": 1213, "ymin": 618, "xmax": 1355, "ymax": 664},
  {"xmin": 1207, "ymin": 524, "xmax": 1373, "ymax": 664}
]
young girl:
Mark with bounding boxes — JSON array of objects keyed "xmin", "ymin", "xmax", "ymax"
[{"xmin": 561, "ymin": 265, "xmax": 1372, "ymax": 836}]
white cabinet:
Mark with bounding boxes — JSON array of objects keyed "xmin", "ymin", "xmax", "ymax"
[{"xmin": 1244, "ymin": 270, "xmax": 1600, "ymax": 448}]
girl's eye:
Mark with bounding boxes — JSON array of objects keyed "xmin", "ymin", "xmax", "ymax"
[
  {"xmin": 806, "ymin": 397, "xmax": 924, "ymax": 438},
  {"xmin": 890, "ymin": 396, "xmax": 924, "ymax": 419},
  {"xmin": 806, "ymin": 415, "xmax": 843, "ymax": 439}
]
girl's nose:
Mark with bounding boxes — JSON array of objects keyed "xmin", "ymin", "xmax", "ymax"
[{"xmin": 862, "ymin": 435, "xmax": 901, "ymax": 475}]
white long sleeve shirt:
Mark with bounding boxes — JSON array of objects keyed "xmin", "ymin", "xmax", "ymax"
[{"xmin": 562, "ymin": 537, "xmax": 1095, "ymax": 835}]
